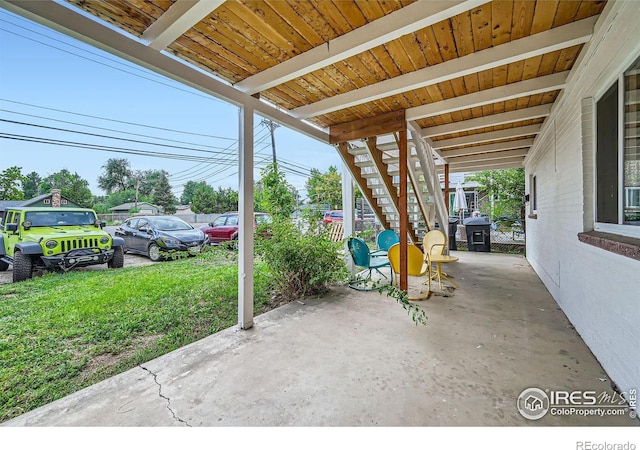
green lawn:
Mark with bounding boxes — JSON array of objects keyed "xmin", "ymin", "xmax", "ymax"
[{"xmin": 0, "ymin": 251, "xmax": 271, "ymax": 423}]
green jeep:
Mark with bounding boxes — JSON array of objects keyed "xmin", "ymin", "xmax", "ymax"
[{"xmin": 0, "ymin": 207, "xmax": 125, "ymax": 282}]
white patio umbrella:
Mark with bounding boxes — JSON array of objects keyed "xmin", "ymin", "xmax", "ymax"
[{"xmin": 453, "ymin": 182, "xmax": 468, "ymax": 221}]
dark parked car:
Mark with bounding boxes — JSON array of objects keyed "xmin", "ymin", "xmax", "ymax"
[
  {"xmin": 200, "ymin": 212, "xmax": 272, "ymax": 244},
  {"xmin": 115, "ymin": 216, "xmax": 208, "ymax": 261}
]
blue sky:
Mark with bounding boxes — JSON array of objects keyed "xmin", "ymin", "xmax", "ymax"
[{"xmin": 0, "ymin": 8, "xmax": 341, "ymax": 200}]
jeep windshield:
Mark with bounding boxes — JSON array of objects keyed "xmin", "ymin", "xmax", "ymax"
[{"xmin": 25, "ymin": 211, "xmax": 97, "ymax": 227}]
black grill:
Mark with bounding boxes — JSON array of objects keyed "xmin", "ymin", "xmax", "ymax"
[{"xmin": 60, "ymin": 238, "xmax": 99, "ymax": 252}]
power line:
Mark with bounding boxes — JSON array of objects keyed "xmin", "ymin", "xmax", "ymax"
[
  {"xmin": 0, "ymin": 13, "xmax": 229, "ymax": 105},
  {"xmin": 0, "ymin": 99, "xmax": 237, "ymax": 140},
  {"xmin": 0, "ymin": 103, "xmax": 294, "ymax": 183},
  {"xmin": 0, "ymin": 13, "xmax": 321, "ymax": 190},
  {"xmin": 175, "ymin": 135, "xmax": 274, "ymax": 185},
  {"xmin": 0, "ymin": 108, "xmax": 237, "ymax": 150},
  {"xmin": 0, "ymin": 14, "xmax": 167, "ymax": 82},
  {"xmin": 0, "ymin": 118, "xmax": 237, "ymax": 157},
  {"xmin": 167, "ymin": 128, "xmax": 272, "ymax": 183},
  {"xmin": 0, "ymin": 133, "xmax": 236, "ymax": 164}
]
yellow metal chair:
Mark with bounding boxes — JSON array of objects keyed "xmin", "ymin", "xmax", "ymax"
[
  {"xmin": 426, "ymin": 252, "xmax": 459, "ymax": 291},
  {"xmin": 422, "ymin": 230, "xmax": 458, "ymax": 291},
  {"xmin": 422, "ymin": 230, "xmax": 446, "ymax": 257},
  {"xmin": 387, "ymin": 243, "xmax": 430, "ymax": 300}
]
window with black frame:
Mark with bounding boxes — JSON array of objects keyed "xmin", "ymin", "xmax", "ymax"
[
  {"xmin": 624, "ymin": 56, "xmax": 640, "ymax": 225},
  {"xmin": 596, "ymin": 54, "xmax": 640, "ymax": 229}
]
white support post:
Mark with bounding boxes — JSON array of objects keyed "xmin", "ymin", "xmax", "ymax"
[
  {"xmin": 238, "ymin": 105, "xmax": 254, "ymax": 330},
  {"xmin": 342, "ymin": 161, "xmax": 355, "ymax": 275}
]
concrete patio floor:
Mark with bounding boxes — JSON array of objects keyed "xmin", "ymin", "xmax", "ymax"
[{"xmin": 3, "ymin": 251, "xmax": 637, "ymax": 427}]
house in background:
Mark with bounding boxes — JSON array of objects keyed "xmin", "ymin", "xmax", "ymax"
[
  {"xmin": 175, "ymin": 204, "xmax": 194, "ymax": 215},
  {"xmin": 109, "ymin": 202, "xmax": 162, "ymax": 216},
  {"xmin": 0, "ymin": 190, "xmax": 81, "ymax": 220},
  {"xmin": 439, "ymin": 172, "xmax": 483, "ymax": 217}
]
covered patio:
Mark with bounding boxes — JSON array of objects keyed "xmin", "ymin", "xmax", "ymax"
[
  {"xmin": 1, "ymin": 0, "xmax": 637, "ymax": 430},
  {"xmin": 3, "ymin": 252, "xmax": 634, "ymax": 426},
  {"xmin": 0, "ymin": 0, "xmax": 608, "ymax": 305}
]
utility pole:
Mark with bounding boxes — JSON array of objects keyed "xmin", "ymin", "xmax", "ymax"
[
  {"xmin": 260, "ymin": 118, "xmax": 280, "ymax": 163},
  {"xmin": 133, "ymin": 170, "xmax": 143, "ymax": 210}
]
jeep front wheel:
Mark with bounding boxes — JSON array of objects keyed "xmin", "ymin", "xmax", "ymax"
[
  {"xmin": 0, "ymin": 260, "xmax": 9, "ymax": 272},
  {"xmin": 108, "ymin": 246, "xmax": 124, "ymax": 269},
  {"xmin": 13, "ymin": 251, "xmax": 33, "ymax": 282}
]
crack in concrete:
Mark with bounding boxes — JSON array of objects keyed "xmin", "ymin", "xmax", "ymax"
[{"xmin": 140, "ymin": 365, "xmax": 191, "ymax": 427}]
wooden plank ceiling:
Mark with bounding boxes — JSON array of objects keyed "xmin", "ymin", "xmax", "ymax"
[{"xmin": 59, "ymin": 0, "xmax": 606, "ymax": 172}]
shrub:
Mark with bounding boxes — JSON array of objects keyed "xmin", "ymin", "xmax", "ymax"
[{"xmin": 255, "ymin": 218, "xmax": 349, "ymax": 301}]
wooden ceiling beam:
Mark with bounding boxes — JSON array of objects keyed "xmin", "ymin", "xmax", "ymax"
[
  {"xmin": 422, "ymin": 104, "xmax": 552, "ymax": 138},
  {"xmin": 330, "ymin": 110, "xmax": 405, "ymax": 144},
  {"xmin": 432, "ymin": 124, "xmax": 541, "ymax": 149},
  {"xmin": 142, "ymin": 0, "xmax": 226, "ymax": 50},
  {"xmin": 235, "ymin": 0, "xmax": 488, "ymax": 95},
  {"xmin": 444, "ymin": 159, "xmax": 525, "ymax": 173},
  {"xmin": 447, "ymin": 148, "xmax": 529, "ymax": 164},
  {"xmin": 440, "ymin": 138, "xmax": 534, "ymax": 158},
  {"xmin": 450, "ymin": 155, "xmax": 525, "ymax": 167},
  {"xmin": 407, "ymin": 71, "xmax": 569, "ymax": 121},
  {"xmin": 292, "ymin": 17, "xmax": 595, "ymax": 119}
]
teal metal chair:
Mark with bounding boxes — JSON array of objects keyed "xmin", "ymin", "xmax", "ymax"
[
  {"xmin": 371, "ymin": 229, "xmax": 400, "ymax": 256},
  {"xmin": 347, "ymin": 236, "xmax": 391, "ymax": 291}
]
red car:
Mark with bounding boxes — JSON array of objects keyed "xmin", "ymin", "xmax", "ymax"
[
  {"xmin": 323, "ymin": 210, "xmax": 343, "ymax": 224},
  {"xmin": 200, "ymin": 212, "xmax": 272, "ymax": 243},
  {"xmin": 323, "ymin": 210, "xmax": 361, "ymax": 224}
]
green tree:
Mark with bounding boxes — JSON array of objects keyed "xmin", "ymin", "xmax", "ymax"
[
  {"xmin": 212, "ymin": 187, "xmax": 238, "ymax": 213},
  {"xmin": 151, "ymin": 170, "xmax": 178, "ymax": 214},
  {"xmin": 190, "ymin": 185, "xmax": 238, "ymax": 213},
  {"xmin": 305, "ymin": 166, "xmax": 342, "ymax": 210},
  {"xmin": 0, "ymin": 166, "xmax": 25, "ymax": 200},
  {"xmin": 97, "ymin": 158, "xmax": 133, "ymax": 194},
  {"xmin": 180, "ymin": 181, "xmax": 208, "ymax": 205},
  {"xmin": 91, "ymin": 196, "xmax": 111, "ymax": 214},
  {"xmin": 191, "ymin": 184, "xmax": 216, "ymax": 213},
  {"xmin": 258, "ymin": 163, "xmax": 297, "ymax": 219},
  {"xmin": 38, "ymin": 169, "xmax": 93, "ymax": 207},
  {"xmin": 138, "ymin": 170, "xmax": 162, "ymax": 198},
  {"xmin": 22, "ymin": 171, "xmax": 42, "ymax": 200},
  {"xmin": 465, "ymin": 168, "xmax": 525, "ymax": 221}
]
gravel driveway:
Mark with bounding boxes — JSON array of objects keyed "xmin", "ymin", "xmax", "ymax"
[{"xmin": 0, "ymin": 253, "xmax": 154, "ymax": 285}]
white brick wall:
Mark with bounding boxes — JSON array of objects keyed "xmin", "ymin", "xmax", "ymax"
[{"xmin": 525, "ymin": 1, "xmax": 640, "ymax": 398}]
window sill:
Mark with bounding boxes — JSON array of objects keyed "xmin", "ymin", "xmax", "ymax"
[{"xmin": 577, "ymin": 231, "xmax": 640, "ymax": 262}]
